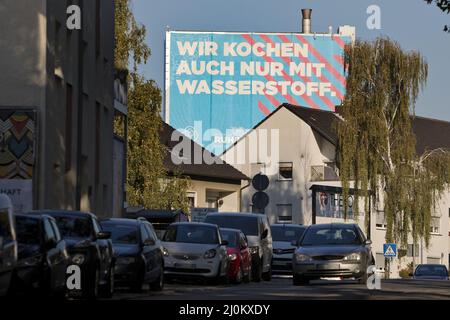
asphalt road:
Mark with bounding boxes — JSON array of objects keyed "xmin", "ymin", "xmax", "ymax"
[{"xmin": 111, "ymin": 275, "xmax": 450, "ymax": 300}]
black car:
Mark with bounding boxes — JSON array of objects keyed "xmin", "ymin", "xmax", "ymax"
[
  {"xmin": 28, "ymin": 210, "xmax": 115, "ymax": 298},
  {"xmin": 11, "ymin": 214, "xmax": 69, "ymax": 297},
  {"xmin": 0, "ymin": 195, "xmax": 17, "ymax": 296},
  {"xmin": 100, "ymin": 218, "xmax": 164, "ymax": 292}
]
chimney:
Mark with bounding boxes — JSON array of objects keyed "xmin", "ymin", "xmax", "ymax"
[{"xmin": 301, "ymin": 9, "xmax": 312, "ymax": 34}]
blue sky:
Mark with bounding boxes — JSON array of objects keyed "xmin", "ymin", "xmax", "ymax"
[{"xmin": 133, "ymin": 0, "xmax": 450, "ymax": 121}]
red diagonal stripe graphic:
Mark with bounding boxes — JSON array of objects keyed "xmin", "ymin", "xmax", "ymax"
[
  {"xmin": 261, "ymin": 34, "xmax": 336, "ymax": 110},
  {"xmin": 333, "ymin": 36, "xmax": 346, "ymax": 49},
  {"xmin": 241, "ymin": 34, "xmax": 301, "ymax": 108},
  {"xmin": 294, "ymin": 34, "xmax": 346, "ymax": 87},
  {"xmin": 258, "ymin": 101, "xmax": 271, "ymax": 116}
]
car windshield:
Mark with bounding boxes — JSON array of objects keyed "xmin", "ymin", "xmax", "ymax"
[
  {"xmin": 301, "ymin": 226, "xmax": 361, "ymax": 246},
  {"xmin": 220, "ymin": 230, "xmax": 238, "ymax": 247},
  {"xmin": 205, "ymin": 216, "xmax": 258, "ymax": 236},
  {"xmin": 16, "ymin": 216, "xmax": 40, "ymax": 245},
  {"xmin": 53, "ymin": 216, "xmax": 92, "ymax": 238},
  {"xmin": 415, "ymin": 265, "xmax": 448, "ymax": 277},
  {"xmin": 163, "ymin": 225, "xmax": 219, "ymax": 244},
  {"xmin": 0, "ymin": 209, "xmax": 13, "ymax": 244},
  {"xmin": 271, "ymin": 226, "xmax": 306, "ymax": 242},
  {"xmin": 102, "ymin": 224, "xmax": 138, "ymax": 244}
]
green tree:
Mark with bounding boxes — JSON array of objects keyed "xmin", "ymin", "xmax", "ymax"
[
  {"xmin": 115, "ymin": 0, "xmax": 190, "ymax": 212},
  {"xmin": 337, "ymin": 38, "xmax": 450, "ymax": 250}
]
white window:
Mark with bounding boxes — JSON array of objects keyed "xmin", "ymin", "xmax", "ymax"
[
  {"xmin": 278, "ymin": 162, "xmax": 293, "ymax": 181},
  {"xmin": 187, "ymin": 191, "xmax": 196, "ymax": 208},
  {"xmin": 431, "ymin": 217, "xmax": 440, "ymax": 234},
  {"xmin": 376, "ymin": 211, "xmax": 387, "ymax": 229},
  {"xmin": 277, "ymin": 204, "xmax": 292, "ymax": 223}
]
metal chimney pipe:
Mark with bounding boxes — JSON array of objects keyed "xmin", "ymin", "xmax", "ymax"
[{"xmin": 301, "ymin": 8, "xmax": 312, "ymax": 34}]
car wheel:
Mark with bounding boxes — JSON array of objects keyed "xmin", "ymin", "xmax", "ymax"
[
  {"xmin": 262, "ymin": 264, "xmax": 272, "ymax": 281},
  {"xmin": 252, "ymin": 258, "xmax": 263, "ymax": 282},
  {"xmin": 84, "ymin": 267, "xmax": 100, "ymax": 299},
  {"xmin": 150, "ymin": 263, "xmax": 164, "ymax": 291},
  {"xmin": 131, "ymin": 269, "xmax": 144, "ymax": 293},
  {"xmin": 293, "ymin": 274, "xmax": 309, "ymax": 286},
  {"xmin": 234, "ymin": 265, "xmax": 243, "ymax": 284},
  {"xmin": 358, "ymin": 271, "xmax": 368, "ymax": 284},
  {"xmin": 243, "ymin": 266, "xmax": 251, "ymax": 283},
  {"xmin": 100, "ymin": 265, "xmax": 114, "ymax": 298}
]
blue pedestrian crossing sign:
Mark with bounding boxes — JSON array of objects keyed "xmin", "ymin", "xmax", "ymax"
[{"xmin": 383, "ymin": 243, "xmax": 397, "ymax": 257}]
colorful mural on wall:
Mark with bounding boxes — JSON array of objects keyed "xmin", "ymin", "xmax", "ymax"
[{"xmin": 0, "ymin": 110, "xmax": 35, "ymax": 179}]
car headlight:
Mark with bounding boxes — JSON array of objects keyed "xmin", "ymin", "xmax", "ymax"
[
  {"xmin": 228, "ymin": 253, "xmax": 237, "ymax": 261},
  {"xmin": 117, "ymin": 256, "xmax": 135, "ymax": 264},
  {"xmin": 344, "ymin": 253, "xmax": 361, "ymax": 261},
  {"xmin": 249, "ymin": 246, "xmax": 259, "ymax": 255},
  {"xmin": 162, "ymin": 247, "xmax": 169, "ymax": 257},
  {"xmin": 72, "ymin": 254, "xmax": 86, "ymax": 265},
  {"xmin": 295, "ymin": 253, "xmax": 312, "ymax": 262},
  {"xmin": 204, "ymin": 249, "xmax": 217, "ymax": 259}
]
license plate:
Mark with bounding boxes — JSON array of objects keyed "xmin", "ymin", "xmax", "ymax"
[
  {"xmin": 175, "ymin": 263, "xmax": 196, "ymax": 269},
  {"xmin": 317, "ymin": 263, "xmax": 339, "ymax": 270}
]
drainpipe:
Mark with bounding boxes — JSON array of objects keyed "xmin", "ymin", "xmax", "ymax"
[{"xmin": 75, "ymin": 1, "xmax": 84, "ymax": 210}]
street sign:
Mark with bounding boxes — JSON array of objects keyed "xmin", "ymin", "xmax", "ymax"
[
  {"xmin": 252, "ymin": 173, "xmax": 269, "ymax": 191},
  {"xmin": 252, "ymin": 191, "xmax": 269, "ymax": 209},
  {"xmin": 383, "ymin": 243, "xmax": 397, "ymax": 257}
]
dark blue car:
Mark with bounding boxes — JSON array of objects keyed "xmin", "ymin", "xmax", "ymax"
[
  {"xmin": 100, "ymin": 218, "xmax": 164, "ymax": 292},
  {"xmin": 413, "ymin": 264, "xmax": 449, "ymax": 280}
]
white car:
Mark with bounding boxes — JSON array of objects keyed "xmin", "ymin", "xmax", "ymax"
[{"xmin": 162, "ymin": 222, "xmax": 229, "ymax": 284}]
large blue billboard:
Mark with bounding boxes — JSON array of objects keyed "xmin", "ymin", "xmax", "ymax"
[{"xmin": 165, "ymin": 31, "xmax": 351, "ymax": 154}]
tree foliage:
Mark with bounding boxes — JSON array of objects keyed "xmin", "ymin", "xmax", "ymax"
[
  {"xmin": 424, "ymin": 0, "xmax": 450, "ymax": 32},
  {"xmin": 338, "ymin": 38, "xmax": 450, "ymax": 247},
  {"xmin": 115, "ymin": 0, "xmax": 190, "ymax": 213}
]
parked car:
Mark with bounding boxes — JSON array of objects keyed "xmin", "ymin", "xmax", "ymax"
[
  {"xmin": 161, "ymin": 222, "xmax": 229, "ymax": 284},
  {"xmin": 292, "ymin": 223, "xmax": 374, "ymax": 285},
  {"xmin": 412, "ymin": 264, "xmax": 449, "ymax": 280},
  {"xmin": 0, "ymin": 194, "xmax": 17, "ymax": 296},
  {"xmin": 271, "ymin": 224, "xmax": 307, "ymax": 274},
  {"xmin": 11, "ymin": 214, "xmax": 69, "ymax": 297},
  {"xmin": 205, "ymin": 213, "xmax": 273, "ymax": 282},
  {"xmin": 220, "ymin": 228, "xmax": 252, "ymax": 283},
  {"xmin": 100, "ymin": 218, "xmax": 164, "ymax": 292},
  {"xmin": 28, "ymin": 210, "xmax": 115, "ymax": 298}
]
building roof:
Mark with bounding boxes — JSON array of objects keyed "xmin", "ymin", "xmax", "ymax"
[
  {"xmin": 411, "ymin": 116, "xmax": 450, "ymax": 155},
  {"xmin": 278, "ymin": 104, "xmax": 450, "ymax": 156},
  {"xmin": 160, "ymin": 122, "xmax": 248, "ymax": 183},
  {"xmin": 282, "ymin": 103, "xmax": 340, "ymax": 145}
]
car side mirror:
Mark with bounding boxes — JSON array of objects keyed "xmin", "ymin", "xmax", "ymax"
[
  {"xmin": 221, "ymin": 240, "xmax": 229, "ymax": 246},
  {"xmin": 364, "ymin": 239, "xmax": 372, "ymax": 245},
  {"xmin": 261, "ymin": 229, "xmax": 268, "ymax": 240},
  {"xmin": 143, "ymin": 238, "xmax": 155, "ymax": 246},
  {"xmin": 291, "ymin": 240, "xmax": 298, "ymax": 247},
  {"xmin": 97, "ymin": 231, "xmax": 111, "ymax": 240},
  {"xmin": 45, "ymin": 237, "xmax": 57, "ymax": 250}
]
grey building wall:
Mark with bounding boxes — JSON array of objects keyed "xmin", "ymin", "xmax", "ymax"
[{"xmin": 0, "ymin": 0, "xmax": 115, "ymax": 218}]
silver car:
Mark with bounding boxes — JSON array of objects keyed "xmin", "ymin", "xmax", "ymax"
[
  {"xmin": 271, "ymin": 224, "xmax": 307, "ymax": 274},
  {"xmin": 292, "ymin": 223, "xmax": 374, "ymax": 285},
  {"xmin": 161, "ymin": 222, "xmax": 229, "ymax": 283}
]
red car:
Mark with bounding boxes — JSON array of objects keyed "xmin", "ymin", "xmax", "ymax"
[{"xmin": 220, "ymin": 228, "xmax": 252, "ymax": 283}]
